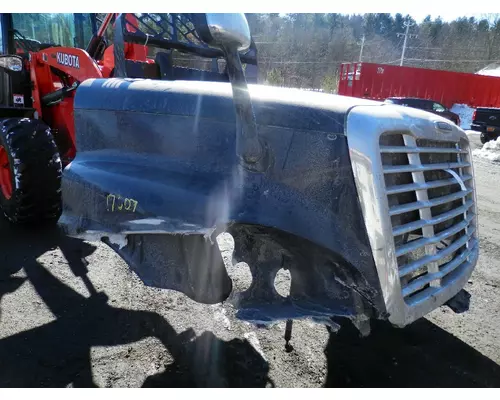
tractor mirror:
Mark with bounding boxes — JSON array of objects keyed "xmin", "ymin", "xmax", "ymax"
[
  {"xmin": 193, "ymin": 13, "xmax": 251, "ymax": 52},
  {"xmin": 0, "ymin": 56, "xmax": 23, "ymax": 72}
]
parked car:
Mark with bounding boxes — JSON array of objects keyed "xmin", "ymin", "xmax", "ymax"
[
  {"xmin": 384, "ymin": 97, "xmax": 461, "ymax": 126},
  {"xmin": 471, "ymin": 107, "xmax": 500, "ymax": 144}
]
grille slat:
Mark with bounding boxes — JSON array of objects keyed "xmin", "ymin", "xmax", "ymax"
[
  {"xmin": 386, "ymin": 175, "xmax": 472, "ymax": 195},
  {"xmin": 392, "ymin": 200, "xmax": 474, "ymax": 236},
  {"xmin": 395, "ymin": 214, "xmax": 474, "ymax": 258},
  {"xmin": 379, "ymin": 132, "xmax": 476, "ymax": 305},
  {"xmin": 380, "ymin": 145, "xmax": 469, "ymax": 154},
  {"xmin": 399, "ymin": 230, "xmax": 476, "ymax": 278},
  {"xmin": 389, "ymin": 188, "xmax": 473, "ymax": 216},
  {"xmin": 401, "ymin": 242, "xmax": 477, "ymax": 297},
  {"xmin": 383, "ymin": 161, "xmax": 470, "ymax": 174}
]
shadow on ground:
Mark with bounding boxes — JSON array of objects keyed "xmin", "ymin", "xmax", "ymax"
[
  {"xmin": 2, "ymin": 219, "xmax": 500, "ymax": 388},
  {"xmin": 0, "ymin": 219, "xmax": 271, "ymax": 388},
  {"xmin": 324, "ymin": 318, "xmax": 500, "ymax": 388}
]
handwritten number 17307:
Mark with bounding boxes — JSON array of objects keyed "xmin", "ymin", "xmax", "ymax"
[{"xmin": 106, "ymin": 194, "xmax": 138, "ymax": 213}]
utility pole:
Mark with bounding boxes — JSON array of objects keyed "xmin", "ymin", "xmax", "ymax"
[
  {"xmin": 397, "ymin": 20, "xmax": 418, "ymax": 66},
  {"xmin": 358, "ymin": 34, "xmax": 365, "ymax": 62}
]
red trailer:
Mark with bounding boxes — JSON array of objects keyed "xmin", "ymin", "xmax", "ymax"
[{"xmin": 338, "ymin": 62, "xmax": 500, "ymax": 109}]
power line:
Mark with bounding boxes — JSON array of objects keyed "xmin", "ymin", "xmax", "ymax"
[
  {"xmin": 173, "ymin": 58, "xmax": 350, "ymax": 64},
  {"xmin": 405, "ymin": 58, "xmax": 500, "ymax": 62},
  {"xmin": 259, "ymin": 60, "xmax": 351, "ymax": 64},
  {"xmin": 173, "ymin": 56, "xmax": 500, "ymax": 65},
  {"xmin": 406, "ymin": 46, "xmax": 442, "ymax": 50},
  {"xmin": 407, "ymin": 46, "xmax": 491, "ymax": 54}
]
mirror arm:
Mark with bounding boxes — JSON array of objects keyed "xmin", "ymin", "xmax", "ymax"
[{"xmin": 222, "ymin": 46, "xmax": 263, "ymax": 165}]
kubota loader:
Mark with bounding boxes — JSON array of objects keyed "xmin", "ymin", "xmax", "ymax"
[{"xmin": 0, "ymin": 13, "xmax": 479, "ymax": 337}]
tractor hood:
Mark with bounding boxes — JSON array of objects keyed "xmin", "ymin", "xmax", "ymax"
[
  {"xmin": 59, "ymin": 78, "xmax": 387, "ymax": 326},
  {"xmin": 73, "ymin": 78, "xmax": 380, "ymax": 135}
]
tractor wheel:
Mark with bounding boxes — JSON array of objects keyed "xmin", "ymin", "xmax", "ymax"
[{"xmin": 0, "ymin": 118, "xmax": 62, "ymax": 225}]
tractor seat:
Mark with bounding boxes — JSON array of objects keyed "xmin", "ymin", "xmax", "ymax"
[
  {"xmin": 122, "ymin": 59, "xmax": 160, "ymax": 79},
  {"xmin": 154, "ymin": 51, "xmax": 229, "ymax": 83},
  {"xmin": 106, "ymin": 43, "xmax": 230, "ymax": 83}
]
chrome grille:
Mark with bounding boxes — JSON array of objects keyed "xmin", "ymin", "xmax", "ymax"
[{"xmin": 379, "ymin": 132, "xmax": 478, "ymax": 305}]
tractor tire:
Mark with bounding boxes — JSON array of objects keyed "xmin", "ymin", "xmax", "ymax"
[{"xmin": 0, "ymin": 118, "xmax": 62, "ymax": 225}]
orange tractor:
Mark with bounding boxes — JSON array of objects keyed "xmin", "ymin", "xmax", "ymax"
[{"xmin": 0, "ymin": 13, "xmax": 257, "ymax": 224}]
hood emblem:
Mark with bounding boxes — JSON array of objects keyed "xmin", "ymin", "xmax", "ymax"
[{"xmin": 435, "ymin": 121, "xmax": 452, "ymax": 132}]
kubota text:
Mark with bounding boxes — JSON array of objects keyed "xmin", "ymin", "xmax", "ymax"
[{"xmin": 56, "ymin": 52, "xmax": 80, "ymax": 69}]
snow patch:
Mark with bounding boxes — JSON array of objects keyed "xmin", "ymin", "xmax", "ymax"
[
  {"xmin": 211, "ymin": 304, "xmax": 231, "ymax": 330},
  {"xmin": 473, "ymin": 136, "xmax": 500, "ymax": 162},
  {"xmin": 108, "ymin": 234, "xmax": 128, "ymax": 249},
  {"xmin": 128, "ymin": 218, "xmax": 165, "ymax": 225},
  {"xmin": 76, "ymin": 230, "xmax": 103, "ymax": 242},
  {"xmin": 74, "ymin": 230, "xmax": 128, "ymax": 249},
  {"xmin": 451, "ymin": 104, "xmax": 475, "ymax": 130},
  {"xmin": 476, "ymin": 63, "xmax": 500, "ymax": 77}
]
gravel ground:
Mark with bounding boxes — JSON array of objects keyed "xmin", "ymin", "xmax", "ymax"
[{"xmin": 1, "ymin": 132, "xmax": 500, "ymax": 388}]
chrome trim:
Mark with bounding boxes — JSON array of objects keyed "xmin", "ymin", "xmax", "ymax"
[
  {"xmin": 204, "ymin": 13, "xmax": 251, "ymax": 51},
  {"xmin": 380, "ymin": 145, "xmax": 468, "ymax": 154},
  {"xmin": 386, "ymin": 175, "xmax": 473, "ymax": 195},
  {"xmin": 346, "ymin": 105, "xmax": 479, "ymax": 327},
  {"xmin": 392, "ymin": 200, "xmax": 473, "ymax": 237},
  {"xmin": 435, "ymin": 121, "xmax": 453, "ymax": 131},
  {"xmin": 389, "ymin": 189, "xmax": 473, "ymax": 216},
  {"xmin": 383, "ymin": 161, "xmax": 471, "ymax": 174}
]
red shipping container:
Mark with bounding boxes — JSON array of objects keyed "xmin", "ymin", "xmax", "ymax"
[{"xmin": 338, "ymin": 62, "xmax": 500, "ymax": 109}]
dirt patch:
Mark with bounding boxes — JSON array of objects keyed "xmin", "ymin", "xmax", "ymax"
[{"xmin": 0, "ymin": 133, "xmax": 499, "ymax": 387}]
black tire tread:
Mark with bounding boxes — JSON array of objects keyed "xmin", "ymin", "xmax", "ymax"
[
  {"xmin": 0, "ymin": 118, "xmax": 62, "ymax": 225},
  {"xmin": 480, "ymin": 133, "xmax": 489, "ymax": 145}
]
